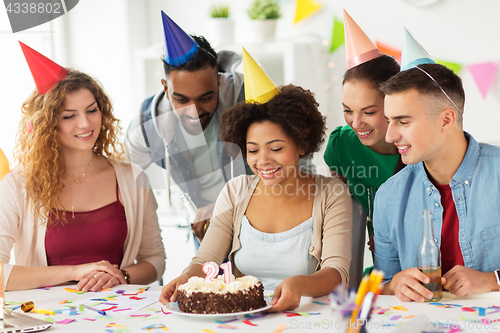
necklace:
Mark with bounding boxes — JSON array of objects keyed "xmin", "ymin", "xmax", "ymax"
[{"xmin": 68, "ymin": 154, "xmax": 95, "ymax": 218}]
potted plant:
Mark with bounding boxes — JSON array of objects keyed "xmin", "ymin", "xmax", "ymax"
[
  {"xmin": 246, "ymin": 0, "xmax": 281, "ymax": 43},
  {"xmin": 208, "ymin": 4, "xmax": 234, "ymax": 46}
]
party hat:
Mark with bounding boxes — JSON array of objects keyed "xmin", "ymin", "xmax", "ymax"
[
  {"xmin": 343, "ymin": 10, "xmax": 382, "ymax": 70},
  {"xmin": 401, "ymin": 28, "xmax": 435, "ymax": 71},
  {"xmin": 161, "ymin": 11, "xmax": 199, "ymax": 66},
  {"xmin": 19, "ymin": 41, "xmax": 68, "ymax": 95},
  {"xmin": 242, "ymin": 48, "xmax": 279, "ymax": 104}
]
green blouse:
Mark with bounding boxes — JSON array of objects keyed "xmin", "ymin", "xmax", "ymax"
[{"xmin": 324, "ymin": 125, "xmax": 399, "ymax": 233}]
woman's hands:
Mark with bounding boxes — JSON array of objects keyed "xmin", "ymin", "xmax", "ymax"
[
  {"xmin": 74, "ymin": 260, "xmax": 126, "ymax": 292},
  {"xmin": 159, "ymin": 274, "xmax": 190, "ymax": 305},
  {"xmin": 267, "ymin": 276, "xmax": 304, "ymax": 312}
]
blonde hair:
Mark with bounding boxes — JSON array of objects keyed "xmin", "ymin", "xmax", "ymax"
[{"xmin": 14, "ymin": 70, "xmax": 126, "ymax": 225}]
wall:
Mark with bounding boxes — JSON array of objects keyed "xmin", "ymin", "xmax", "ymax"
[{"xmin": 1, "ymin": 0, "xmax": 500, "ymax": 166}]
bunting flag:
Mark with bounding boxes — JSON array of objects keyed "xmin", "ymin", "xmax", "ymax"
[
  {"xmin": 329, "ymin": 16, "xmax": 344, "ymax": 53},
  {"xmin": 467, "ymin": 62, "xmax": 499, "ymax": 99},
  {"xmin": 375, "ymin": 41, "xmax": 401, "ymax": 63},
  {"xmin": 0, "ymin": 147, "xmax": 9, "ymax": 181},
  {"xmin": 293, "ymin": 0, "xmax": 323, "ymax": 24},
  {"xmin": 436, "ymin": 60, "xmax": 463, "ymax": 75}
]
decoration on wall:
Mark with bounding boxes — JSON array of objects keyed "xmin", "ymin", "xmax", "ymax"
[
  {"xmin": 329, "ymin": 16, "xmax": 344, "ymax": 53},
  {"xmin": 435, "ymin": 60, "xmax": 462, "ymax": 74},
  {"xmin": 375, "ymin": 41, "xmax": 401, "ymax": 62},
  {"xmin": 0, "ymin": 147, "xmax": 9, "ymax": 181},
  {"xmin": 468, "ymin": 62, "xmax": 499, "ymax": 99},
  {"xmin": 293, "ymin": 0, "xmax": 323, "ymax": 24}
]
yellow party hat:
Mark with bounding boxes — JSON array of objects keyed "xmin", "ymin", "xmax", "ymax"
[{"xmin": 242, "ymin": 48, "xmax": 279, "ymax": 104}]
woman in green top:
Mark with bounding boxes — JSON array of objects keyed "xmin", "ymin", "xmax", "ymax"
[{"xmin": 324, "ymin": 54, "xmax": 404, "ymax": 284}]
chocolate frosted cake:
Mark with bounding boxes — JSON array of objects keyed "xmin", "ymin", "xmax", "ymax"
[{"xmin": 177, "ymin": 275, "xmax": 266, "ymax": 314}]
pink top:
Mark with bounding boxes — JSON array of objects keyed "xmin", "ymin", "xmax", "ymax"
[{"xmin": 45, "ymin": 182, "xmax": 127, "ymax": 266}]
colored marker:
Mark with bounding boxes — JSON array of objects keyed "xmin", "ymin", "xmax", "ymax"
[{"xmin": 82, "ymin": 304, "xmax": 106, "ymax": 316}]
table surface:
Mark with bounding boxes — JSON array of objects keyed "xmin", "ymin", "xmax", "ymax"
[{"xmin": 5, "ymin": 285, "xmax": 500, "ymax": 333}]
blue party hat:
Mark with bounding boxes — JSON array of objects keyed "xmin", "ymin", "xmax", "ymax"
[
  {"xmin": 161, "ymin": 11, "xmax": 199, "ymax": 66},
  {"xmin": 401, "ymin": 28, "xmax": 435, "ymax": 71}
]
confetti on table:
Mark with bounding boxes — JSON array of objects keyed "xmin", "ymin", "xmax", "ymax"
[
  {"xmin": 390, "ymin": 315, "xmax": 401, "ymax": 321},
  {"xmin": 146, "ymin": 308, "xmax": 160, "ymax": 313},
  {"xmin": 142, "ymin": 324, "xmax": 169, "ymax": 331},
  {"xmin": 44, "ymin": 317, "xmax": 55, "ymax": 323},
  {"xmin": 378, "ymin": 309, "xmax": 387, "ymax": 314},
  {"xmin": 69, "ymin": 311, "xmax": 78, "ymax": 315},
  {"xmin": 284, "ymin": 312, "xmax": 301, "ymax": 317},
  {"xmin": 462, "ymin": 307, "xmax": 475, "ymax": 312},
  {"xmin": 79, "ymin": 304, "xmax": 84, "ymax": 312},
  {"xmin": 312, "ymin": 301, "xmax": 328, "ymax": 306},
  {"xmin": 102, "ymin": 306, "xmax": 118, "ymax": 311},
  {"xmin": 113, "ymin": 308, "xmax": 132, "ymax": 312},
  {"xmin": 65, "ymin": 288, "xmax": 78, "ymax": 293},
  {"xmin": 130, "ymin": 314, "xmax": 151, "ymax": 317},
  {"xmin": 245, "ymin": 313, "xmax": 268, "ymax": 320},
  {"xmin": 106, "ymin": 323, "xmax": 127, "ymax": 328},
  {"xmin": 83, "ymin": 318, "xmax": 96, "ymax": 321},
  {"xmin": 217, "ymin": 324, "xmax": 238, "ymax": 329},
  {"xmin": 448, "ymin": 329, "xmax": 462, "ymax": 333},
  {"xmin": 59, "ymin": 300, "xmax": 68, "ymax": 304},
  {"xmin": 403, "ymin": 315, "xmax": 415, "ymax": 319},
  {"xmin": 201, "ymin": 330, "xmax": 216, "ymax": 333},
  {"xmin": 56, "ymin": 318, "xmax": 75, "ymax": 325},
  {"xmin": 102, "ymin": 288, "xmax": 111, "ymax": 291},
  {"xmin": 478, "ymin": 307, "xmax": 486, "ymax": 316},
  {"xmin": 273, "ymin": 324, "xmax": 287, "ymax": 332},
  {"xmin": 389, "ymin": 305, "xmax": 408, "ymax": 311},
  {"xmin": 383, "ymin": 310, "xmax": 394, "ymax": 316},
  {"xmin": 116, "ymin": 289, "xmax": 126, "ymax": 294},
  {"xmin": 297, "ymin": 312, "xmax": 310, "ymax": 317},
  {"xmin": 243, "ymin": 319, "xmax": 257, "ymax": 326},
  {"xmin": 129, "ymin": 296, "xmax": 144, "ymax": 300}
]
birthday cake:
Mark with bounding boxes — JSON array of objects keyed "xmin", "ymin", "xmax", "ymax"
[{"xmin": 177, "ymin": 275, "xmax": 266, "ymax": 314}]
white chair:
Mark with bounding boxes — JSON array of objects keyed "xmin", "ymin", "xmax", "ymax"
[{"xmin": 349, "ymin": 196, "xmax": 367, "ymax": 289}]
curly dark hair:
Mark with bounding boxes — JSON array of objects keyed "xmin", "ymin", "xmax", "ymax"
[{"xmin": 220, "ymin": 84, "xmax": 326, "ymax": 159}]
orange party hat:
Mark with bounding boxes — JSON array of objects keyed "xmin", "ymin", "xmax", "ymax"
[{"xmin": 343, "ymin": 10, "xmax": 382, "ymax": 70}]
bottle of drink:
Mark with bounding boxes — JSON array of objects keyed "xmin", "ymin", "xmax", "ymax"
[
  {"xmin": 180, "ymin": 193, "xmax": 200, "ymax": 242},
  {"xmin": 417, "ymin": 209, "xmax": 442, "ymax": 302}
]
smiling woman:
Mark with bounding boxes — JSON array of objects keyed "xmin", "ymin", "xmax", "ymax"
[
  {"xmin": 160, "ymin": 84, "xmax": 353, "ymax": 313},
  {"xmin": 0, "ymin": 43, "xmax": 166, "ymax": 292}
]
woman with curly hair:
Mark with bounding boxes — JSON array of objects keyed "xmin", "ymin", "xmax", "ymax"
[
  {"xmin": 160, "ymin": 84, "xmax": 352, "ymax": 312},
  {"xmin": 0, "ymin": 43, "xmax": 165, "ymax": 291}
]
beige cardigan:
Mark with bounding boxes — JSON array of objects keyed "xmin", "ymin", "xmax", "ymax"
[
  {"xmin": 0, "ymin": 159, "xmax": 166, "ymax": 284},
  {"xmin": 187, "ymin": 174, "xmax": 353, "ymax": 286}
]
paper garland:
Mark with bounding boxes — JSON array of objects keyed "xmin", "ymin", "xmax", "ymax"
[
  {"xmin": 468, "ymin": 62, "xmax": 499, "ymax": 99},
  {"xmin": 294, "ymin": 0, "xmax": 323, "ymax": 24},
  {"xmin": 329, "ymin": 16, "xmax": 344, "ymax": 53}
]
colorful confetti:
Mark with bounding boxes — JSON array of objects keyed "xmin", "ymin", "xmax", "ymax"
[
  {"xmin": 55, "ymin": 318, "xmax": 75, "ymax": 325},
  {"xmin": 273, "ymin": 324, "xmax": 287, "ymax": 333},
  {"xmin": 243, "ymin": 319, "xmax": 258, "ymax": 326}
]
